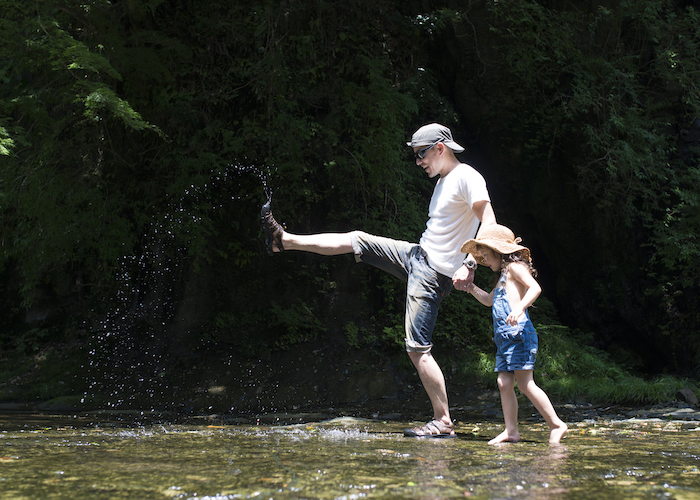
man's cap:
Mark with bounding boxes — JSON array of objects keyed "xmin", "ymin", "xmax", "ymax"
[{"xmin": 407, "ymin": 123, "xmax": 465, "ymax": 153}]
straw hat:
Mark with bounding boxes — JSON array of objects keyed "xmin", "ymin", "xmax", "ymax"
[{"xmin": 460, "ymin": 224, "xmax": 530, "ymax": 266}]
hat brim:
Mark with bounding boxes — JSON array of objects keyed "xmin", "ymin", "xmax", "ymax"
[
  {"xmin": 406, "ymin": 140, "xmax": 465, "ymax": 153},
  {"xmin": 461, "ymin": 238, "xmax": 530, "ymax": 265}
]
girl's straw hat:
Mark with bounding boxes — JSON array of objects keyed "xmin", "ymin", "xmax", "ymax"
[{"xmin": 460, "ymin": 224, "xmax": 530, "ymax": 266}]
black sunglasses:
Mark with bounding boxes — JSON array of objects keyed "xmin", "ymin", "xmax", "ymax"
[{"xmin": 414, "ymin": 141, "xmax": 441, "ymax": 159}]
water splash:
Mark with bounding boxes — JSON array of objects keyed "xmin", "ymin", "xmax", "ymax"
[
  {"xmin": 213, "ymin": 163, "xmax": 275, "ymax": 202},
  {"xmin": 83, "ymin": 163, "xmax": 276, "ymax": 411}
]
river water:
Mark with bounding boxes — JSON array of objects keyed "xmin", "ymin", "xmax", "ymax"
[{"xmin": 1, "ymin": 407, "xmax": 699, "ymax": 499}]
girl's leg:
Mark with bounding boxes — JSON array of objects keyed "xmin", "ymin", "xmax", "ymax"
[
  {"xmin": 514, "ymin": 370, "xmax": 568, "ymax": 444},
  {"xmin": 488, "ymin": 371, "xmax": 520, "ymax": 445}
]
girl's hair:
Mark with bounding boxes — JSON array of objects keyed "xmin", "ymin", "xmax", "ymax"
[
  {"xmin": 476, "ymin": 244, "xmax": 537, "ymax": 277},
  {"xmin": 503, "ymin": 250, "xmax": 537, "ymax": 277}
]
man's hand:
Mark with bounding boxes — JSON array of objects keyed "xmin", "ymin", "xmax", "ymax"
[{"xmin": 452, "ymin": 264, "xmax": 474, "ymax": 292}]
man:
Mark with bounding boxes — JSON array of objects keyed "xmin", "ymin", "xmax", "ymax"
[{"xmin": 261, "ymin": 123, "xmax": 496, "ymax": 437}]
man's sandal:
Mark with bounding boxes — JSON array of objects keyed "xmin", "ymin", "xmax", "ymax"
[
  {"xmin": 403, "ymin": 419, "xmax": 456, "ymax": 438},
  {"xmin": 260, "ymin": 200, "xmax": 285, "ymax": 255}
]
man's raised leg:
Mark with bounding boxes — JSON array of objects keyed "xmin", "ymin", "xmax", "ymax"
[
  {"xmin": 282, "ymin": 232, "xmax": 353, "ymax": 255},
  {"xmin": 262, "ymin": 201, "xmax": 353, "ymax": 255}
]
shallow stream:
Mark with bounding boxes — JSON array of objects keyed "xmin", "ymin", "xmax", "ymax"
[{"xmin": 1, "ymin": 410, "xmax": 699, "ymax": 499}]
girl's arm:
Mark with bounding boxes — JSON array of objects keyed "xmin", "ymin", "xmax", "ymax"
[
  {"xmin": 467, "ymin": 283, "xmax": 494, "ymax": 307},
  {"xmin": 506, "ymin": 263, "xmax": 541, "ymax": 325}
]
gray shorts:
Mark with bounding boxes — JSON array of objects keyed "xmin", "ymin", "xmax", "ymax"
[{"xmin": 349, "ymin": 231, "xmax": 453, "ymax": 353}]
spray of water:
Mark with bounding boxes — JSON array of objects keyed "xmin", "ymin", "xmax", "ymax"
[{"xmin": 83, "ymin": 163, "xmax": 276, "ymax": 411}]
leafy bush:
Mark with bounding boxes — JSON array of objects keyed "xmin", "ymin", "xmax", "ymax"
[{"xmin": 461, "ymin": 323, "xmax": 686, "ymax": 405}]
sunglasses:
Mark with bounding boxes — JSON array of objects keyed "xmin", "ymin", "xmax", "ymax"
[{"xmin": 413, "ymin": 141, "xmax": 441, "ymax": 159}]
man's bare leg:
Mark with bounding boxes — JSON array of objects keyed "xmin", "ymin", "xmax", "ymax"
[
  {"xmin": 281, "ymin": 231, "xmax": 353, "ymax": 255},
  {"xmin": 408, "ymin": 351, "xmax": 454, "ymax": 434},
  {"xmin": 262, "ymin": 202, "xmax": 353, "ymax": 255}
]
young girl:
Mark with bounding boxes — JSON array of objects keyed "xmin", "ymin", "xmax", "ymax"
[{"xmin": 461, "ymin": 224, "xmax": 567, "ymax": 445}]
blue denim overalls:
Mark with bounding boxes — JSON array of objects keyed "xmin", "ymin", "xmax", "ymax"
[{"xmin": 492, "ymin": 269, "xmax": 538, "ymax": 372}]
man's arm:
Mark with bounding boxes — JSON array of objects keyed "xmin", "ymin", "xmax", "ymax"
[
  {"xmin": 452, "ymin": 200, "xmax": 496, "ymax": 291},
  {"xmin": 472, "ymin": 200, "xmax": 496, "ymax": 237}
]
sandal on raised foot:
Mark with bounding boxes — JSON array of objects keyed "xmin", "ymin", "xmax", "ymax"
[
  {"xmin": 403, "ymin": 419, "xmax": 456, "ymax": 438},
  {"xmin": 260, "ymin": 200, "xmax": 286, "ymax": 255}
]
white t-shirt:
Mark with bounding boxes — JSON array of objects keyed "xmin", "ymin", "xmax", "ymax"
[{"xmin": 419, "ymin": 163, "xmax": 490, "ymax": 278}]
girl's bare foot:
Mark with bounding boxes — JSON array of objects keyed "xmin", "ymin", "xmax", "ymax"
[
  {"xmin": 488, "ymin": 430, "xmax": 520, "ymax": 445},
  {"xmin": 549, "ymin": 423, "xmax": 568, "ymax": 444}
]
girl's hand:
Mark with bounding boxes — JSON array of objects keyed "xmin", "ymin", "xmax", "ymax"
[{"xmin": 506, "ymin": 308, "xmax": 524, "ymax": 326}]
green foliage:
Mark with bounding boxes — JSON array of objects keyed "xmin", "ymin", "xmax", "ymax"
[
  {"xmin": 343, "ymin": 321, "xmax": 374, "ymax": 350},
  {"xmin": 11, "ymin": 327, "xmax": 52, "ymax": 354},
  {"xmin": 268, "ymin": 301, "xmax": 323, "ymax": 350},
  {"xmin": 381, "ymin": 324, "xmax": 406, "ymax": 349},
  {"xmin": 0, "ymin": 0, "xmax": 428, "ymax": 317},
  {"xmin": 458, "ymin": 322, "xmax": 685, "ymax": 405},
  {"xmin": 436, "ymin": 268, "xmax": 494, "ymax": 350},
  {"xmin": 444, "ymin": 0, "xmax": 700, "ymax": 371},
  {"xmin": 83, "ymin": 83, "xmax": 164, "ymax": 136},
  {"xmin": 0, "ymin": 0, "xmax": 167, "ymax": 306},
  {"xmin": 0, "ymin": 342, "xmax": 89, "ymax": 402},
  {"xmin": 0, "ymin": 0, "xmax": 697, "ymax": 407},
  {"xmin": 0, "ymin": 126, "xmax": 12, "ymax": 156},
  {"xmin": 208, "ymin": 295, "xmax": 325, "ymax": 357},
  {"xmin": 534, "ymin": 325, "xmax": 684, "ymax": 404},
  {"xmin": 343, "ymin": 322, "xmax": 362, "ymax": 350}
]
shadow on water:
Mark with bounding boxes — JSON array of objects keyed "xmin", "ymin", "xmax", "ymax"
[{"xmin": 1, "ymin": 411, "xmax": 699, "ymax": 499}]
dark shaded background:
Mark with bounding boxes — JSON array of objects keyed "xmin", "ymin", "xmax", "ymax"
[{"xmin": 0, "ymin": 0, "xmax": 698, "ymax": 407}]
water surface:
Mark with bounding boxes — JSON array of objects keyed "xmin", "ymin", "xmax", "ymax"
[{"xmin": 1, "ymin": 412, "xmax": 699, "ymax": 499}]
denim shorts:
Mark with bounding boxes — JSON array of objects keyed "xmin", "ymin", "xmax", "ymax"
[
  {"xmin": 493, "ymin": 328, "xmax": 538, "ymax": 372},
  {"xmin": 350, "ymin": 231, "xmax": 453, "ymax": 353}
]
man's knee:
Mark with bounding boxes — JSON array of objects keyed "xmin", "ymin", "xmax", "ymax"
[
  {"xmin": 407, "ymin": 348, "xmax": 433, "ymax": 368},
  {"xmin": 406, "ymin": 345, "xmax": 432, "ymax": 359}
]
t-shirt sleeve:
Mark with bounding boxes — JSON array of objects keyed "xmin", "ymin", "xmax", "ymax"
[{"xmin": 463, "ymin": 168, "xmax": 490, "ymax": 208}]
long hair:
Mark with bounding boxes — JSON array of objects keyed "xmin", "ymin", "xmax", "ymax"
[
  {"xmin": 477, "ymin": 244, "xmax": 537, "ymax": 288},
  {"xmin": 502, "ymin": 250, "xmax": 537, "ymax": 277}
]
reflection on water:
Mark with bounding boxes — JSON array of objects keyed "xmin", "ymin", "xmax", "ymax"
[{"xmin": 1, "ymin": 413, "xmax": 699, "ymax": 499}]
